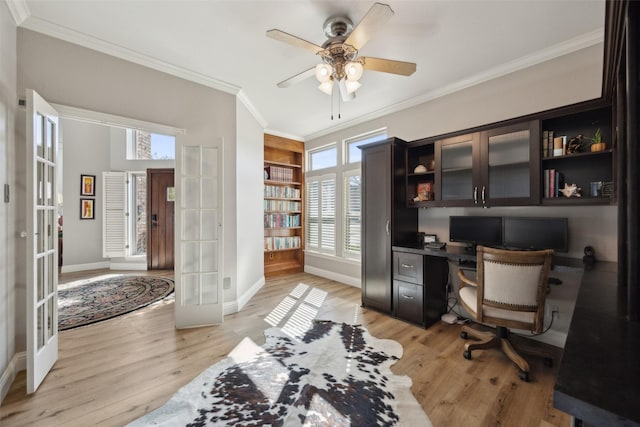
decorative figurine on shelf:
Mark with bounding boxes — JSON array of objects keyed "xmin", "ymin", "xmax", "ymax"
[
  {"xmin": 583, "ymin": 245, "xmax": 596, "ymax": 266},
  {"xmin": 559, "ymin": 183, "xmax": 582, "ymax": 198},
  {"xmin": 566, "ymin": 134, "xmax": 584, "ymax": 154}
]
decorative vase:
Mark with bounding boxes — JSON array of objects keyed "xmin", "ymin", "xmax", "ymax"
[{"xmin": 591, "ymin": 142, "xmax": 606, "ymax": 152}]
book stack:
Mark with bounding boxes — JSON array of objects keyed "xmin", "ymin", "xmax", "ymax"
[
  {"xmin": 263, "ymin": 199, "xmax": 301, "ymax": 212},
  {"xmin": 264, "ymin": 236, "xmax": 301, "ymax": 251},
  {"xmin": 543, "ymin": 169, "xmax": 564, "ymax": 198},
  {"xmin": 542, "ymin": 130, "xmax": 567, "ymax": 157},
  {"xmin": 263, "ymin": 213, "xmax": 301, "ymax": 228},
  {"xmin": 264, "ymin": 166, "xmax": 293, "ymax": 182},
  {"xmin": 264, "ymin": 185, "xmax": 300, "ymax": 199}
]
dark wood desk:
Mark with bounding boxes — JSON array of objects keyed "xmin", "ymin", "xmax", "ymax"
[{"xmin": 395, "ymin": 244, "xmax": 639, "ymax": 426}]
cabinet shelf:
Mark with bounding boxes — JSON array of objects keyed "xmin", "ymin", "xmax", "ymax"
[
  {"xmin": 407, "ymin": 171, "xmax": 435, "ymax": 177},
  {"xmin": 264, "ymin": 226, "xmax": 302, "ymax": 230},
  {"xmin": 542, "ymin": 149, "xmax": 612, "ymax": 161},
  {"xmin": 264, "ymin": 196, "xmax": 301, "ymax": 201},
  {"xmin": 542, "ymin": 196, "xmax": 613, "ymax": 206},
  {"xmin": 264, "ymin": 247, "xmax": 302, "ymax": 253},
  {"xmin": 264, "ymin": 160, "xmax": 302, "ymax": 168},
  {"xmin": 264, "ymin": 179, "xmax": 301, "ymax": 186},
  {"xmin": 264, "ymin": 210, "xmax": 302, "ymax": 214}
]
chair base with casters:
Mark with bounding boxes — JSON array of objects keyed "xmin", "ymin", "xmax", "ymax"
[
  {"xmin": 459, "ymin": 323, "xmax": 554, "ymax": 382},
  {"xmin": 456, "ymin": 245, "xmax": 556, "ymax": 382}
]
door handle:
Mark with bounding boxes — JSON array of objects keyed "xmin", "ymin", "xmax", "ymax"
[
  {"xmin": 151, "ymin": 214, "xmax": 158, "ymax": 228},
  {"xmin": 401, "ymin": 294, "xmax": 414, "ymax": 300},
  {"xmin": 473, "ymin": 186, "xmax": 478, "ymax": 204},
  {"xmin": 482, "ymin": 186, "xmax": 486, "ymax": 205},
  {"xmin": 401, "ymin": 263, "xmax": 414, "ymax": 268},
  {"xmin": 385, "ymin": 220, "xmax": 390, "ymax": 235}
]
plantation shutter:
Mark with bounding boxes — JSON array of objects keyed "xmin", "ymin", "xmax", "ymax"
[
  {"xmin": 343, "ymin": 171, "xmax": 361, "ymax": 257},
  {"xmin": 320, "ymin": 176, "xmax": 336, "ymax": 253},
  {"xmin": 306, "ymin": 179, "xmax": 319, "ymax": 250},
  {"xmin": 103, "ymin": 171, "xmax": 128, "ymax": 257}
]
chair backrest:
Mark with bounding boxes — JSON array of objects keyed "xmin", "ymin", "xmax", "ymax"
[{"xmin": 475, "ymin": 245, "xmax": 554, "ymax": 332}]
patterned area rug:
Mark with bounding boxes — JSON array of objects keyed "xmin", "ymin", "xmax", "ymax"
[
  {"xmin": 128, "ymin": 320, "xmax": 432, "ymax": 427},
  {"xmin": 58, "ymin": 275, "xmax": 174, "ymax": 330}
]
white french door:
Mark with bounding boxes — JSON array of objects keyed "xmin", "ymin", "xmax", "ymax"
[
  {"xmin": 26, "ymin": 89, "xmax": 59, "ymax": 393},
  {"xmin": 174, "ymin": 139, "xmax": 224, "ymax": 328}
]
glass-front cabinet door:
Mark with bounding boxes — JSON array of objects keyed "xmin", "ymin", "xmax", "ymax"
[
  {"xmin": 435, "ymin": 133, "xmax": 481, "ymax": 206},
  {"xmin": 480, "ymin": 121, "xmax": 540, "ymax": 206}
]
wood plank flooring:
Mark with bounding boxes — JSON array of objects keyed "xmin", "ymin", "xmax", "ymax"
[{"xmin": 0, "ymin": 270, "xmax": 571, "ymax": 427}]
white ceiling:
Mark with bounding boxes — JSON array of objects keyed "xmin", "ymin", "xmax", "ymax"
[{"xmin": 12, "ymin": 0, "xmax": 606, "ymax": 140}]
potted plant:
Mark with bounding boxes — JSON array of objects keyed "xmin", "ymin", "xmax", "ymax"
[{"xmin": 589, "ymin": 128, "xmax": 606, "ymax": 152}]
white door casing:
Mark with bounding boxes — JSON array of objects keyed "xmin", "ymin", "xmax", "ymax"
[
  {"xmin": 26, "ymin": 89, "xmax": 59, "ymax": 393},
  {"xmin": 174, "ymin": 137, "xmax": 224, "ymax": 328}
]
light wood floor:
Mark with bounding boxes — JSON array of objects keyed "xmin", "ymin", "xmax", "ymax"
[{"xmin": 0, "ymin": 270, "xmax": 570, "ymax": 427}]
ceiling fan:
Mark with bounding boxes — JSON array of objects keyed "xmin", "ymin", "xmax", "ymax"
[{"xmin": 266, "ymin": 2, "xmax": 417, "ymax": 102}]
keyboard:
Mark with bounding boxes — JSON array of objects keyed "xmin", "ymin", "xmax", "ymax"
[{"xmin": 425, "ymin": 242, "xmax": 447, "ymax": 250}]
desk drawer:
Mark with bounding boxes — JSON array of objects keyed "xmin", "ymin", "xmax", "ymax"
[
  {"xmin": 393, "ymin": 252, "xmax": 423, "ymax": 284},
  {"xmin": 393, "ymin": 280, "xmax": 424, "ymax": 325}
]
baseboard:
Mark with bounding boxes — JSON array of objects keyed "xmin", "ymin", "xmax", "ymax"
[
  {"xmin": 237, "ymin": 276, "xmax": 265, "ymax": 311},
  {"xmin": 304, "ymin": 265, "xmax": 361, "ymax": 288},
  {"xmin": 109, "ymin": 262, "xmax": 148, "ymax": 271},
  {"xmin": 223, "ymin": 300, "xmax": 238, "ymax": 316},
  {"xmin": 1, "ymin": 352, "xmax": 26, "ymax": 404},
  {"xmin": 61, "ymin": 261, "xmax": 110, "ymax": 273}
]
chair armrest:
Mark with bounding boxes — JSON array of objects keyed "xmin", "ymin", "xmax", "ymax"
[{"xmin": 457, "ymin": 269, "xmax": 477, "ymax": 289}]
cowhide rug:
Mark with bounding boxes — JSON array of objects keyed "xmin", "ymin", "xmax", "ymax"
[{"xmin": 128, "ymin": 320, "xmax": 432, "ymax": 427}]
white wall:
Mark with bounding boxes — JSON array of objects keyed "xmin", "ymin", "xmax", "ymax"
[
  {"xmin": 234, "ymin": 100, "xmax": 265, "ymax": 310},
  {"xmin": 0, "ymin": 0, "xmax": 18, "ymax": 402},
  {"xmin": 59, "ymin": 118, "xmax": 111, "ymax": 268},
  {"xmin": 305, "ymin": 43, "xmax": 613, "ymax": 282},
  {"xmin": 16, "ymin": 28, "xmax": 238, "ymax": 350}
]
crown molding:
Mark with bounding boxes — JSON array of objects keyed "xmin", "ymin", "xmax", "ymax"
[
  {"xmin": 304, "ymin": 29, "xmax": 604, "ymax": 141},
  {"xmin": 5, "ymin": 0, "xmax": 29, "ymax": 25},
  {"xmin": 22, "ymin": 16, "xmax": 243, "ymax": 96},
  {"xmin": 262, "ymin": 128, "xmax": 305, "ymax": 142},
  {"xmin": 237, "ymin": 89, "xmax": 268, "ymax": 128}
]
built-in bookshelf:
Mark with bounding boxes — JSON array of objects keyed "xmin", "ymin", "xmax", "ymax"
[
  {"xmin": 540, "ymin": 105, "xmax": 614, "ymax": 205},
  {"xmin": 264, "ymin": 133, "xmax": 304, "ymax": 277}
]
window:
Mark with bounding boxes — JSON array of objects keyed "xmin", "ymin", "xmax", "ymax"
[
  {"xmin": 343, "ymin": 170, "xmax": 361, "ymax": 257},
  {"xmin": 131, "ymin": 173, "xmax": 147, "ymax": 255},
  {"xmin": 126, "ymin": 129, "xmax": 176, "ymax": 160},
  {"xmin": 306, "ymin": 174, "xmax": 336, "ymax": 254},
  {"xmin": 305, "ymin": 128, "xmax": 386, "ymax": 260},
  {"xmin": 308, "ymin": 144, "xmax": 337, "ymax": 171},
  {"xmin": 344, "ymin": 128, "xmax": 387, "ymax": 164}
]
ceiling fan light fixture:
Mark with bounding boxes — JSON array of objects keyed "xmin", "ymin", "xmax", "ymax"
[
  {"xmin": 318, "ymin": 80, "xmax": 334, "ymax": 95},
  {"xmin": 345, "ymin": 61, "xmax": 364, "ymax": 81},
  {"xmin": 315, "ymin": 63, "xmax": 333, "ymax": 83},
  {"xmin": 344, "ymin": 80, "xmax": 362, "ymax": 94}
]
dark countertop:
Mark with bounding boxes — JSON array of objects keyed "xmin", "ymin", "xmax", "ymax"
[
  {"xmin": 394, "ymin": 244, "xmax": 639, "ymax": 425},
  {"xmin": 553, "ymin": 261, "xmax": 640, "ymax": 427}
]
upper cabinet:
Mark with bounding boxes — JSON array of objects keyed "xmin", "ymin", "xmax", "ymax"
[{"xmin": 427, "ymin": 120, "xmax": 539, "ymax": 207}]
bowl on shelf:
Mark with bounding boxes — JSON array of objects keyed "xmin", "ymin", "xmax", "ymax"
[{"xmin": 414, "ymin": 164, "xmax": 427, "ymax": 173}]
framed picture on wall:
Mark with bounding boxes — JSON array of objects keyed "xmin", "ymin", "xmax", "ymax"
[
  {"xmin": 80, "ymin": 198, "xmax": 95, "ymax": 220},
  {"xmin": 80, "ymin": 174, "xmax": 96, "ymax": 196}
]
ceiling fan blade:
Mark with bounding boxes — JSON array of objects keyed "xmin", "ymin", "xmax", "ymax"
[
  {"xmin": 361, "ymin": 56, "xmax": 416, "ymax": 76},
  {"xmin": 345, "ymin": 3, "xmax": 394, "ymax": 50},
  {"xmin": 266, "ymin": 29, "xmax": 324, "ymax": 55},
  {"xmin": 277, "ymin": 67, "xmax": 316, "ymax": 88},
  {"xmin": 338, "ymin": 80, "xmax": 356, "ymax": 102}
]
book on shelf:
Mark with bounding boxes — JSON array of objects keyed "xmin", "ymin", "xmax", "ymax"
[
  {"xmin": 547, "ymin": 130, "xmax": 554, "ymax": 158},
  {"xmin": 544, "ymin": 169, "xmax": 564, "ymax": 198},
  {"xmin": 542, "ymin": 130, "xmax": 549, "ymax": 157},
  {"xmin": 553, "ymin": 136, "xmax": 567, "ymax": 157},
  {"xmin": 264, "ymin": 236, "xmax": 301, "ymax": 251}
]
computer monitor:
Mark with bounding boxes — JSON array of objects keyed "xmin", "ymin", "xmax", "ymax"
[
  {"xmin": 502, "ymin": 217, "xmax": 568, "ymax": 252},
  {"xmin": 449, "ymin": 216, "xmax": 503, "ymax": 249}
]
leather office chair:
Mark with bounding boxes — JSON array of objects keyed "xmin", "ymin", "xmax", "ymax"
[{"xmin": 457, "ymin": 245, "xmax": 554, "ymax": 381}]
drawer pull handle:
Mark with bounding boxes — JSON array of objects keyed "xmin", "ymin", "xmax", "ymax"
[
  {"xmin": 401, "ymin": 263, "xmax": 413, "ymax": 268},
  {"xmin": 402, "ymin": 294, "xmax": 414, "ymax": 300}
]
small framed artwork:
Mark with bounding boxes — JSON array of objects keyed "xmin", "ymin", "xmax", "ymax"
[
  {"xmin": 80, "ymin": 198, "xmax": 95, "ymax": 220},
  {"xmin": 80, "ymin": 174, "xmax": 96, "ymax": 196}
]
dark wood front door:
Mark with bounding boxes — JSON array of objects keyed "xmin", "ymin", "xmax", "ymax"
[{"xmin": 147, "ymin": 168, "xmax": 175, "ymax": 270}]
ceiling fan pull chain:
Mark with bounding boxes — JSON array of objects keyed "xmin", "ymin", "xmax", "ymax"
[
  {"xmin": 330, "ymin": 87, "xmax": 334, "ymax": 120},
  {"xmin": 338, "ymin": 92, "xmax": 341, "ymax": 119}
]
